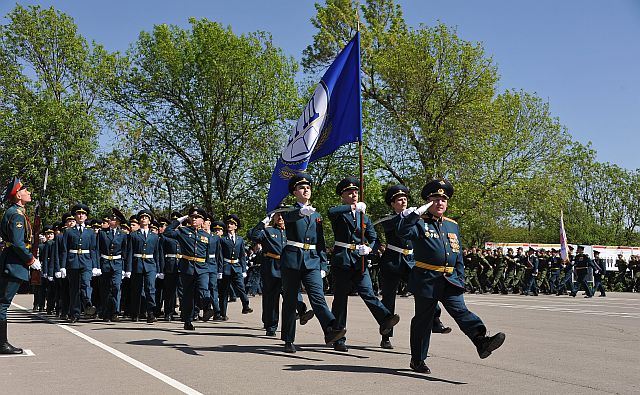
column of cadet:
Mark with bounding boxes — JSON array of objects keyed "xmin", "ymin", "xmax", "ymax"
[
  {"xmin": 3, "ymin": 175, "xmax": 506, "ymax": 373},
  {"xmin": 462, "ymin": 244, "xmax": 639, "ymax": 296}
]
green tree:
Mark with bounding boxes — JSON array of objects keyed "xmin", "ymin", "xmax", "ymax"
[
  {"xmin": 0, "ymin": 5, "xmax": 114, "ymax": 223},
  {"xmin": 103, "ymin": 19, "xmax": 300, "ymax": 222}
]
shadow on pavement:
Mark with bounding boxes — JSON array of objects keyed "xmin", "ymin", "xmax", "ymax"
[
  {"xmin": 284, "ymin": 364, "xmax": 467, "ymax": 384},
  {"xmin": 126, "ymin": 338, "xmax": 323, "ymax": 361}
]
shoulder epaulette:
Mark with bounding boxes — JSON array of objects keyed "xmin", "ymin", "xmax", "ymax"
[{"xmin": 443, "ymin": 216, "xmax": 458, "ymax": 224}]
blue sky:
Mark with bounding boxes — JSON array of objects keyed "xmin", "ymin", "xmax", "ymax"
[{"xmin": 2, "ymin": 0, "xmax": 639, "ymax": 170}]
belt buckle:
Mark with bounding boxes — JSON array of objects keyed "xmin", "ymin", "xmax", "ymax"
[
  {"xmin": 303, "ymin": 243, "xmax": 310, "ymax": 250},
  {"xmin": 403, "ymin": 249, "xmax": 410, "ymax": 255}
]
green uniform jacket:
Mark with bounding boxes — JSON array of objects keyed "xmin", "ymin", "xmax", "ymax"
[{"xmin": 0, "ymin": 203, "xmax": 35, "ymax": 281}]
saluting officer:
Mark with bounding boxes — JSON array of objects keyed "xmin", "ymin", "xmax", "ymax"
[
  {"xmin": 60, "ymin": 204, "xmax": 99, "ymax": 323},
  {"xmin": 161, "ymin": 213, "xmax": 181, "ymax": 321},
  {"xmin": 126, "ymin": 210, "xmax": 162, "ymax": 323},
  {"xmin": 98, "ymin": 208, "xmax": 128, "ymax": 322},
  {"xmin": 0, "ymin": 177, "xmax": 42, "ymax": 354},
  {"xmin": 398, "ymin": 179, "xmax": 505, "ymax": 374},
  {"xmin": 377, "ymin": 185, "xmax": 451, "ymax": 350},
  {"xmin": 279, "ymin": 173, "xmax": 345, "ymax": 353},
  {"xmin": 163, "ymin": 208, "xmax": 220, "ymax": 330},
  {"xmin": 328, "ymin": 177, "xmax": 399, "ymax": 352},
  {"xmin": 219, "ymin": 214, "xmax": 253, "ymax": 319}
]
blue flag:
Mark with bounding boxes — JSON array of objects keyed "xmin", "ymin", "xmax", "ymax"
[{"xmin": 267, "ymin": 32, "xmax": 362, "ymax": 211}]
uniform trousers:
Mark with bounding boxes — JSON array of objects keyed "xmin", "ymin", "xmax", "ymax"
[
  {"xmin": 0, "ymin": 277, "xmax": 21, "ymax": 321},
  {"xmin": 67, "ymin": 268, "xmax": 93, "ymax": 318},
  {"xmin": 219, "ymin": 271, "xmax": 249, "ymax": 316},
  {"xmin": 281, "ymin": 267, "xmax": 335, "ymax": 343},
  {"xmin": 411, "ymin": 278, "xmax": 485, "ymax": 363},
  {"xmin": 180, "ymin": 271, "xmax": 210, "ymax": 323},
  {"xmin": 101, "ymin": 268, "xmax": 122, "ymax": 317},
  {"xmin": 130, "ymin": 270, "xmax": 156, "ymax": 316}
]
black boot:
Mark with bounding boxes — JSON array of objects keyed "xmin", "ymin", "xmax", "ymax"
[
  {"xmin": 474, "ymin": 332, "xmax": 506, "ymax": 359},
  {"xmin": 432, "ymin": 318, "xmax": 452, "ymax": 334},
  {"xmin": 0, "ymin": 321, "xmax": 23, "ymax": 355}
]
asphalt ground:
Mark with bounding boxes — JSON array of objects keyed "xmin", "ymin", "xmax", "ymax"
[{"xmin": 2, "ymin": 292, "xmax": 638, "ymax": 394}]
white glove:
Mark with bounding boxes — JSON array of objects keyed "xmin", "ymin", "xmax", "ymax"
[
  {"xmin": 121, "ymin": 270, "xmax": 125, "ymax": 279},
  {"xmin": 401, "ymin": 207, "xmax": 417, "ymax": 218},
  {"xmin": 217, "ymin": 273, "xmax": 223, "ymax": 279},
  {"xmin": 30, "ymin": 259, "xmax": 41, "ymax": 271},
  {"xmin": 415, "ymin": 202, "xmax": 434, "ymax": 216},
  {"xmin": 299, "ymin": 206, "xmax": 316, "ymax": 216},
  {"xmin": 321, "ymin": 270, "xmax": 327, "ymax": 278},
  {"xmin": 355, "ymin": 202, "xmax": 367, "ymax": 213},
  {"xmin": 261, "ymin": 213, "xmax": 274, "ymax": 225},
  {"xmin": 177, "ymin": 215, "xmax": 189, "ymax": 223},
  {"xmin": 91, "ymin": 268, "xmax": 101, "ymax": 277},
  {"xmin": 125, "ymin": 271, "xmax": 131, "ymax": 278},
  {"xmin": 55, "ymin": 271, "xmax": 62, "ymax": 279},
  {"xmin": 156, "ymin": 273, "xmax": 165, "ymax": 280},
  {"xmin": 60, "ymin": 268, "xmax": 67, "ymax": 278},
  {"xmin": 357, "ymin": 245, "xmax": 372, "ymax": 256},
  {"xmin": 48, "ymin": 276, "xmax": 54, "ymax": 281},
  {"xmin": 242, "ymin": 272, "xmax": 247, "ymax": 278}
]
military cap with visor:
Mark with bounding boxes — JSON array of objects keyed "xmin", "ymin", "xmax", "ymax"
[
  {"xmin": 288, "ymin": 173, "xmax": 313, "ymax": 194},
  {"xmin": 421, "ymin": 179, "xmax": 454, "ymax": 201},
  {"xmin": 385, "ymin": 184, "xmax": 410, "ymax": 205},
  {"xmin": 336, "ymin": 176, "xmax": 360, "ymax": 196}
]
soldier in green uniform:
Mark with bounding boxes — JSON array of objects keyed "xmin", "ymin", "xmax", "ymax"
[
  {"xmin": 491, "ymin": 248, "xmax": 508, "ymax": 294},
  {"xmin": 480, "ymin": 249, "xmax": 494, "ymax": 293},
  {"xmin": 628, "ymin": 255, "xmax": 640, "ymax": 292},
  {"xmin": 536, "ymin": 249, "xmax": 550, "ymax": 295},
  {"xmin": 1, "ymin": 177, "xmax": 42, "ymax": 354},
  {"xmin": 513, "ymin": 247, "xmax": 527, "ymax": 294},
  {"xmin": 503, "ymin": 248, "xmax": 517, "ymax": 293},
  {"xmin": 614, "ymin": 254, "xmax": 629, "ymax": 291}
]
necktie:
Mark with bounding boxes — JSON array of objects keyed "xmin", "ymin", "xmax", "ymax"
[{"xmin": 113, "ymin": 229, "xmax": 116, "ymax": 237}]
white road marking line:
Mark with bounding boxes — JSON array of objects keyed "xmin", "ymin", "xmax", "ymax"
[
  {"xmin": 465, "ymin": 300, "xmax": 640, "ymax": 318},
  {"xmin": 11, "ymin": 302, "xmax": 202, "ymax": 395},
  {"xmin": 0, "ymin": 349, "xmax": 35, "ymax": 358}
]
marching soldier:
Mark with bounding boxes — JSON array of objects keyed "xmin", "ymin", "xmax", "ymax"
[
  {"xmin": 98, "ymin": 208, "xmax": 128, "ymax": 321},
  {"xmin": 247, "ymin": 205, "xmax": 315, "ymax": 337},
  {"xmin": 219, "ymin": 214, "xmax": 252, "ymax": 319},
  {"xmin": 503, "ymin": 248, "xmax": 518, "ymax": 293},
  {"xmin": 327, "ymin": 177, "xmax": 400, "ymax": 352},
  {"xmin": 377, "ymin": 184, "xmax": 450, "ymax": 350},
  {"xmin": 397, "ymin": 179, "xmax": 505, "ymax": 373},
  {"xmin": 465, "ymin": 248, "xmax": 484, "ymax": 294},
  {"xmin": 201, "ymin": 213, "xmax": 222, "ymax": 321},
  {"xmin": 571, "ymin": 245, "xmax": 594, "ymax": 298},
  {"xmin": 523, "ymin": 248, "xmax": 539, "ymax": 296},
  {"xmin": 161, "ymin": 213, "xmax": 181, "ymax": 321},
  {"xmin": 592, "ymin": 250, "xmax": 606, "ymax": 297},
  {"xmin": 1, "ymin": 177, "xmax": 42, "ymax": 354},
  {"xmin": 491, "ymin": 248, "xmax": 508, "ymax": 294},
  {"xmin": 60, "ymin": 204, "xmax": 99, "ymax": 323},
  {"xmin": 614, "ymin": 254, "xmax": 629, "ymax": 291},
  {"xmin": 548, "ymin": 249, "xmax": 563, "ymax": 294},
  {"xmin": 279, "ymin": 173, "xmax": 345, "ymax": 353},
  {"xmin": 41, "ymin": 226, "xmax": 57, "ymax": 314},
  {"xmin": 126, "ymin": 210, "xmax": 162, "ymax": 323},
  {"xmin": 163, "ymin": 208, "xmax": 220, "ymax": 330}
]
